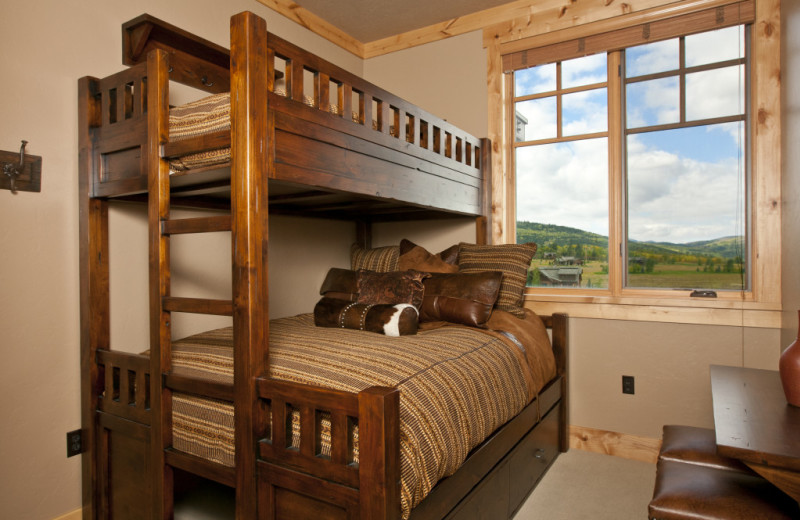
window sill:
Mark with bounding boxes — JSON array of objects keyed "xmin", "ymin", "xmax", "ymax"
[{"xmin": 523, "ymin": 291, "xmax": 781, "ymax": 328}]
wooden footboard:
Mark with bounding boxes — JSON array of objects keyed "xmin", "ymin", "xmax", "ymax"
[
  {"xmin": 256, "ymin": 379, "xmax": 400, "ymax": 519},
  {"xmin": 254, "ymin": 313, "xmax": 568, "ymax": 520}
]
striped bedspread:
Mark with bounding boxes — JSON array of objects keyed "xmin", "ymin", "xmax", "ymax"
[{"xmin": 170, "ymin": 311, "xmax": 556, "ymax": 517}]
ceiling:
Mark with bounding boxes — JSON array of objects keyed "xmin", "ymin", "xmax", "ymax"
[{"xmin": 291, "ymin": 0, "xmax": 513, "ymax": 42}]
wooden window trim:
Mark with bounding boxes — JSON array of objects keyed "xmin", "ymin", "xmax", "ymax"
[{"xmin": 486, "ymin": 0, "xmax": 781, "ymax": 327}]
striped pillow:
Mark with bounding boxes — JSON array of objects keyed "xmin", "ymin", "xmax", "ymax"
[
  {"xmin": 457, "ymin": 243, "xmax": 537, "ymax": 318},
  {"xmin": 350, "ymin": 243, "xmax": 399, "ymax": 272}
]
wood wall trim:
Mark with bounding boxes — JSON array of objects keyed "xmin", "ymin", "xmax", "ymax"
[
  {"xmin": 51, "ymin": 509, "xmax": 83, "ymax": 520},
  {"xmin": 570, "ymin": 425, "xmax": 661, "ymax": 464},
  {"xmin": 362, "ymin": 0, "xmax": 564, "ymax": 59},
  {"xmin": 526, "ymin": 300, "xmax": 782, "ymax": 328},
  {"xmin": 256, "ymin": 0, "xmax": 365, "ymax": 57}
]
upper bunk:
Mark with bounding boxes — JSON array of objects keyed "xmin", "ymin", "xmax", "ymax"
[{"xmin": 81, "ymin": 13, "xmax": 490, "ymax": 224}]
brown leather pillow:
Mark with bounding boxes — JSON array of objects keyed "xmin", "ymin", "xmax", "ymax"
[
  {"xmin": 419, "ymin": 271, "xmax": 503, "ymax": 328},
  {"xmin": 397, "ymin": 239, "xmax": 459, "ymax": 273},
  {"xmin": 356, "ymin": 269, "xmax": 429, "ymax": 307},
  {"xmin": 314, "ymin": 297, "xmax": 419, "ymax": 336},
  {"xmin": 319, "ymin": 268, "xmax": 359, "ymax": 301}
]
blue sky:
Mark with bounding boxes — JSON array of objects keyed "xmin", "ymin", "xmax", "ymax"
[{"xmin": 514, "ymin": 26, "xmax": 746, "ymax": 244}]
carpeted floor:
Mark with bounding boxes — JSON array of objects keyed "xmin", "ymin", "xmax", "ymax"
[
  {"xmin": 174, "ymin": 449, "xmax": 657, "ymax": 519},
  {"xmin": 513, "ymin": 449, "xmax": 657, "ymax": 520}
]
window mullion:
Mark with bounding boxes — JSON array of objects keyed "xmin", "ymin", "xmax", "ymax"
[{"xmin": 608, "ymin": 50, "xmax": 624, "ymax": 297}]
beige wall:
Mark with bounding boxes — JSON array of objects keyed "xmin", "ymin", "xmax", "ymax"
[
  {"xmin": 782, "ymin": 0, "xmax": 800, "ymax": 347},
  {"xmin": 1, "ymin": 1, "xmax": 797, "ymax": 519}
]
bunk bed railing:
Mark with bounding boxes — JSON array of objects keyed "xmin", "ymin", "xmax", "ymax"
[
  {"xmin": 113, "ymin": 13, "xmax": 483, "ymax": 197},
  {"xmin": 96, "ymin": 350, "xmax": 152, "ymax": 425},
  {"xmin": 264, "ymin": 32, "xmax": 482, "ymax": 171}
]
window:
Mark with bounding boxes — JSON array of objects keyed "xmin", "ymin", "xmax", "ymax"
[{"xmin": 512, "ymin": 23, "xmax": 749, "ymax": 294}]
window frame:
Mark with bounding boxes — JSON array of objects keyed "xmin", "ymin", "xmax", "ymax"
[{"xmin": 486, "ymin": 0, "xmax": 781, "ymax": 327}]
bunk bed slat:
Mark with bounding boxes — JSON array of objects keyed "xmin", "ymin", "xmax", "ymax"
[
  {"xmin": 161, "ymin": 215, "xmax": 232, "ymax": 235},
  {"xmin": 162, "ymin": 296, "xmax": 234, "ymax": 315},
  {"xmin": 164, "ymin": 373, "xmax": 234, "ymax": 401}
]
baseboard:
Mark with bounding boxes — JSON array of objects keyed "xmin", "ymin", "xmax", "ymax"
[
  {"xmin": 569, "ymin": 425, "xmax": 661, "ymax": 464},
  {"xmin": 52, "ymin": 508, "xmax": 82, "ymax": 520}
]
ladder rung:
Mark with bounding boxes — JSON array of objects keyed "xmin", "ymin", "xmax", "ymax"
[
  {"xmin": 161, "ymin": 215, "xmax": 231, "ymax": 235},
  {"xmin": 162, "ymin": 130, "xmax": 230, "ymax": 159},
  {"xmin": 164, "ymin": 373, "xmax": 233, "ymax": 401},
  {"xmin": 162, "ymin": 296, "xmax": 233, "ymax": 315}
]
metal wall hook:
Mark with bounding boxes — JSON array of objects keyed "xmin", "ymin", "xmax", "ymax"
[{"xmin": 3, "ymin": 140, "xmax": 27, "ymax": 194}]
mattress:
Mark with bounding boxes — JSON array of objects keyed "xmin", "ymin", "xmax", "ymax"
[
  {"xmin": 169, "ymin": 311, "xmax": 556, "ymax": 518},
  {"xmin": 168, "ymin": 88, "xmax": 362, "ymax": 172}
]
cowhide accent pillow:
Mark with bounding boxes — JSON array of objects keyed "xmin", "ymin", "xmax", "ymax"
[{"xmin": 314, "ymin": 297, "xmax": 419, "ymax": 336}]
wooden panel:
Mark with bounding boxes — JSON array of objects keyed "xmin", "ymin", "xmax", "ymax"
[
  {"xmin": 97, "ymin": 413, "xmax": 152, "ymax": 520},
  {"xmin": 258, "ymin": 461, "xmax": 359, "ymax": 520},
  {"xmin": 272, "ymin": 124, "xmax": 481, "ymax": 217},
  {"xmin": 101, "ymin": 146, "xmax": 142, "ymax": 183}
]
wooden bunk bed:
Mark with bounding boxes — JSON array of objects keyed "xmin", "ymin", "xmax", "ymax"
[{"xmin": 78, "ymin": 11, "xmax": 568, "ymax": 520}]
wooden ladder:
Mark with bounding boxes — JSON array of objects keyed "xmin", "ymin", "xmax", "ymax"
[{"xmin": 146, "ymin": 12, "xmax": 271, "ymax": 519}]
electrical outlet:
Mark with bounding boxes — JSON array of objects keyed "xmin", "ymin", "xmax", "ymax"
[
  {"xmin": 622, "ymin": 375, "xmax": 635, "ymax": 395},
  {"xmin": 66, "ymin": 429, "xmax": 83, "ymax": 457}
]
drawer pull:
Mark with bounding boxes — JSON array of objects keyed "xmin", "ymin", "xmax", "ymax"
[{"xmin": 534, "ymin": 448, "xmax": 546, "ymax": 461}]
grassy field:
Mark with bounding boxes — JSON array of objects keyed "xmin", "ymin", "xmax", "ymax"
[{"xmin": 530, "ymin": 260, "xmax": 745, "ymax": 290}]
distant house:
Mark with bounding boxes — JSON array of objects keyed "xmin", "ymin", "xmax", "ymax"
[
  {"xmin": 515, "ymin": 111, "xmax": 528, "ymax": 142},
  {"xmin": 537, "ymin": 266, "xmax": 583, "ymax": 287},
  {"xmin": 556, "ymin": 256, "xmax": 582, "ymax": 266}
]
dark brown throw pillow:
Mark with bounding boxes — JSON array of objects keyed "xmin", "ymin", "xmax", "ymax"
[
  {"xmin": 356, "ymin": 269, "xmax": 429, "ymax": 307},
  {"xmin": 314, "ymin": 297, "xmax": 419, "ymax": 336},
  {"xmin": 319, "ymin": 268, "xmax": 359, "ymax": 301},
  {"xmin": 457, "ymin": 242, "xmax": 538, "ymax": 318},
  {"xmin": 350, "ymin": 243, "xmax": 399, "ymax": 272},
  {"xmin": 419, "ymin": 271, "xmax": 503, "ymax": 328},
  {"xmin": 397, "ymin": 239, "xmax": 459, "ymax": 274}
]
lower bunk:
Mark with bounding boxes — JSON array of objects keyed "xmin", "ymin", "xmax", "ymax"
[{"xmin": 92, "ymin": 310, "xmax": 567, "ymax": 519}]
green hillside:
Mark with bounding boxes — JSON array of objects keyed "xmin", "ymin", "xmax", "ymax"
[{"xmin": 517, "ymin": 221, "xmax": 745, "ymax": 262}]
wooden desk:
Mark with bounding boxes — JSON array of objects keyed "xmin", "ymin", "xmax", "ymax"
[{"xmin": 711, "ymin": 364, "xmax": 800, "ymax": 503}]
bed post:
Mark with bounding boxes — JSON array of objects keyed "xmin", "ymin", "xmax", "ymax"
[
  {"xmin": 230, "ymin": 11, "xmax": 270, "ymax": 520},
  {"xmin": 358, "ymin": 386, "xmax": 401, "ymax": 520},
  {"xmin": 477, "ymin": 137, "xmax": 492, "ymax": 245},
  {"xmin": 146, "ymin": 47, "xmax": 174, "ymax": 519},
  {"xmin": 78, "ymin": 75, "xmax": 107, "ymax": 520},
  {"xmin": 551, "ymin": 313, "xmax": 569, "ymax": 453}
]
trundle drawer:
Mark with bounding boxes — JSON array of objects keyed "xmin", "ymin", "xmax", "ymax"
[
  {"xmin": 443, "ymin": 405, "xmax": 561, "ymax": 520},
  {"xmin": 508, "ymin": 407, "xmax": 560, "ymax": 513}
]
